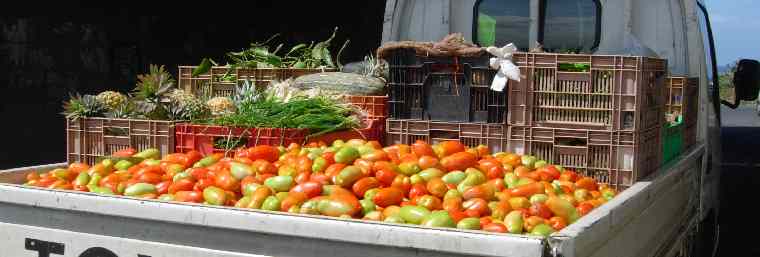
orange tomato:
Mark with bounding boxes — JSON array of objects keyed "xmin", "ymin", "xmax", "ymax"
[
  {"xmin": 68, "ymin": 163, "xmax": 90, "ymax": 174},
  {"xmin": 281, "ymin": 192, "xmax": 308, "ymax": 212},
  {"xmin": 440, "ymin": 152, "xmax": 477, "ymax": 171},
  {"xmin": 169, "ymin": 178, "xmax": 195, "ymax": 194},
  {"xmin": 575, "ymin": 177, "xmax": 599, "ymax": 191},
  {"xmin": 559, "ymin": 170, "xmax": 579, "ymax": 182},
  {"xmin": 408, "ymin": 183, "xmax": 428, "ymax": 200},
  {"xmin": 549, "ymin": 216, "xmax": 567, "ymax": 231},
  {"xmin": 411, "ymin": 140, "xmax": 436, "ymax": 157},
  {"xmin": 529, "ymin": 202, "xmax": 553, "ymax": 219},
  {"xmin": 426, "ymin": 178, "xmax": 448, "ymax": 198},
  {"xmin": 443, "ymin": 196, "xmax": 463, "ymax": 212},
  {"xmin": 352, "ymin": 177, "xmax": 380, "ymax": 197},
  {"xmin": 437, "ymin": 141, "xmax": 466, "ymax": 157},
  {"xmin": 290, "ymin": 181, "xmax": 323, "ymax": 198},
  {"xmin": 577, "ymin": 202, "xmax": 595, "ymax": 216},
  {"xmin": 463, "ymin": 198, "xmax": 489, "ymax": 217},
  {"xmin": 373, "ymin": 187, "xmax": 405, "ymax": 208},
  {"xmin": 175, "ymin": 191, "xmax": 203, "ymax": 203},
  {"xmin": 246, "ymin": 145, "xmax": 280, "ymax": 162},
  {"xmin": 417, "ymin": 156, "xmax": 439, "ymax": 170}
]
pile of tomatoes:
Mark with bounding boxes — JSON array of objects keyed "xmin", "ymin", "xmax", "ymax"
[{"xmin": 24, "ymin": 139, "xmax": 617, "ymax": 237}]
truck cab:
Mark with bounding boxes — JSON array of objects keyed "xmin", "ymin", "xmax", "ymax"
[{"xmin": 380, "ymin": 0, "xmax": 754, "ymax": 256}]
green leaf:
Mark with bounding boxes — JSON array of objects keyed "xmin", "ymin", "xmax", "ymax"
[{"xmin": 192, "ymin": 58, "xmax": 213, "ymax": 77}]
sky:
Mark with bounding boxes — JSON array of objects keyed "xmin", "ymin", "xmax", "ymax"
[{"xmin": 707, "ymin": 0, "xmax": 760, "ymax": 66}]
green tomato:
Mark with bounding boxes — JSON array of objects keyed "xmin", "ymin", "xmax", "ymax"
[
  {"xmin": 399, "ymin": 206, "xmax": 431, "ymax": 225},
  {"xmin": 202, "ymin": 186, "xmax": 227, "ymax": 206},
  {"xmin": 441, "ymin": 171, "xmax": 466, "ymax": 185},
  {"xmin": 530, "ymin": 223, "xmax": 555, "ymax": 237},
  {"xmin": 383, "ymin": 215, "xmax": 406, "ymax": 224},
  {"xmin": 530, "ymin": 194, "xmax": 549, "ymax": 204},
  {"xmin": 114, "ymin": 160, "xmax": 134, "ymax": 171},
  {"xmin": 456, "ymin": 217, "xmax": 482, "ymax": 230},
  {"xmin": 230, "ymin": 162, "xmax": 253, "ymax": 180},
  {"xmin": 420, "ymin": 211, "xmax": 456, "ymax": 228},
  {"xmin": 124, "ymin": 183, "xmax": 157, "ymax": 197},
  {"xmin": 360, "ymin": 198, "xmax": 376, "ymax": 215},
  {"xmin": 261, "ymin": 196, "xmax": 281, "ymax": 211},
  {"xmin": 334, "ymin": 146, "xmax": 360, "ymax": 164},
  {"xmin": 265, "ymin": 176, "xmax": 294, "ymax": 192},
  {"xmin": 419, "ymin": 168, "xmax": 445, "ymax": 182}
]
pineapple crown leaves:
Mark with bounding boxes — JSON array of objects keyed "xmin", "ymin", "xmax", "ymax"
[
  {"xmin": 62, "ymin": 93, "xmax": 107, "ymax": 120},
  {"xmin": 134, "ymin": 64, "xmax": 176, "ymax": 103}
]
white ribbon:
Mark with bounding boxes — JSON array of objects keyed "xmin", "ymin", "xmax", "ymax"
[{"xmin": 485, "ymin": 43, "xmax": 521, "ymax": 92}]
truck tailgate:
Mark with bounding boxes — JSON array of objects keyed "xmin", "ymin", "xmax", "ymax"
[{"xmin": 0, "ymin": 164, "xmax": 545, "ymax": 257}]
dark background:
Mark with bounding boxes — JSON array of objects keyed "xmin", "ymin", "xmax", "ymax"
[{"xmin": 0, "ymin": 1, "xmax": 387, "ymax": 168}]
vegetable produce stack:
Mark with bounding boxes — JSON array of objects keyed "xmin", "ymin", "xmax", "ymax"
[{"xmin": 25, "ymin": 139, "xmax": 617, "ymax": 237}]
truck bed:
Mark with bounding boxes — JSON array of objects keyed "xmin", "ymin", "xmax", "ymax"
[{"xmin": 0, "ymin": 146, "xmax": 704, "ymax": 257}]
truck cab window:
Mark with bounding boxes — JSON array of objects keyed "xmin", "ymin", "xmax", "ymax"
[
  {"xmin": 474, "ymin": 0, "xmax": 600, "ymax": 53},
  {"xmin": 542, "ymin": 0, "xmax": 600, "ymax": 53},
  {"xmin": 474, "ymin": 0, "xmax": 530, "ymax": 49}
]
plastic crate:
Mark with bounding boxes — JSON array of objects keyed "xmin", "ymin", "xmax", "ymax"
[
  {"xmin": 507, "ymin": 53, "xmax": 667, "ymax": 132},
  {"xmin": 662, "ymin": 121, "xmax": 684, "ymax": 164},
  {"xmin": 66, "ymin": 118, "xmax": 176, "ymax": 165},
  {"xmin": 385, "ymin": 119, "xmax": 507, "ymax": 153},
  {"xmin": 506, "ymin": 125, "xmax": 661, "ymax": 190},
  {"xmin": 343, "ymin": 95, "xmax": 388, "ymax": 122},
  {"xmin": 177, "ymin": 66, "xmax": 335, "ymax": 98},
  {"xmin": 664, "ymin": 77, "xmax": 699, "ymax": 127},
  {"xmin": 174, "ymin": 119, "xmax": 383, "ymax": 156},
  {"xmin": 384, "ymin": 49, "xmax": 506, "ymax": 123}
]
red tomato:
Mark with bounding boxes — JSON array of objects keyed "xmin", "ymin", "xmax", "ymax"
[
  {"xmin": 417, "ymin": 156, "xmax": 439, "ymax": 170},
  {"xmin": 290, "ymin": 181, "xmax": 323, "ymax": 198},
  {"xmin": 462, "ymin": 198, "xmax": 489, "ymax": 217},
  {"xmin": 437, "ymin": 141, "xmax": 466, "ymax": 157},
  {"xmin": 246, "ymin": 145, "xmax": 280, "ymax": 162},
  {"xmin": 280, "ymin": 192, "xmax": 308, "ymax": 212},
  {"xmin": 68, "ymin": 163, "xmax": 90, "ymax": 174},
  {"xmin": 321, "ymin": 151, "xmax": 336, "ymax": 165},
  {"xmin": 390, "ymin": 175, "xmax": 412, "ymax": 195},
  {"xmin": 188, "ymin": 168, "xmax": 210, "ymax": 180},
  {"xmin": 408, "ymin": 184, "xmax": 428, "ymax": 200},
  {"xmin": 479, "ymin": 216, "xmax": 493, "ymax": 227},
  {"xmin": 325, "ymin": 163, "xmax": 348, "ymax": 180},
  {"xmin": 112, "ymin": 148, "xmax": 136, "ymax": 158},
  {"xmin": 193, "ymin": 178, "xmax": 214, "ymax": 192},
  {"xmin": 138, "ymin": 172, "xmax": 163, "ymax": 184},
  {"xmin": 529, "ymin": 203, "xmax": 554, "ymax": 219},
  {"xmin": 448, "ymin": 210, "xmax": 468, "ymax": 223},
  {"xmin": 373, "ymin": 187, "xmax": 405, "ymax": 208},
  {"xmin": 575, "ymin": 177, "xmax": 599, "ymax": 191},
  {"xmin": 353, "ymin": 159, "xmax": 374, "ymax": 176},
  {"xmin": 295, "ymin": 172, "xmax": 311, "ymax": 185},
  {"xmin": 352, "ymin": 177, "xmax": 380, "ymax": 197},
  {"xmin": 169, "ymin": 179, "xmax": 195, "ymax": 194},
  {"xmin": 559, "ymin": 170, "xmax": 579, "ymax": 182},
  {"xmin": 214, "ymin": 172, "xmax": 239, "ymax": 192},
  {"xmin": 486, "ymin": 178, "xmax": 506, "ymax": 192},
  {"xmin": 374, "ymin": 168, "xmax": 398, "ymax": 187},
  {"xmin": 175, "ymin": 191, "xmax": 203, "ymax": 203},
  {"xmin": 411, "ymin": 140, "xmax": 436, "ymax": 157},
  {"xmin": 309, "ymin": 172, "xmax": 330, "ymax": 185},
  {"xmin": 155, "ymin": 181, "xmax": 171, "ymax": 195},
  {"xmin": 577, "ymin": 202, "xmax": 595, "ymax": 216},
  {"xmin": 549, "ymin": 216, "xmax": 567, "ymax": 231},
  {"xmin": 426, "ymin": 178, "xmax": 448, "ymax": 198},
  {"xmin": 483, "ymin": 222, "xmax": 507, "ymax": 233},
  {"xmin": 440, "ymin": 152, "xmax": 477, "ymax": 171},
  {"xmin": 252, "ymin": 160, "xmax": 278, "ymax": 174}
]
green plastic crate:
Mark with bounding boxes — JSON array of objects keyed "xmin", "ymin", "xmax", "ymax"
[{"xmin": 662, "ymin": 118, "xmax": 684, "ymax": 164}]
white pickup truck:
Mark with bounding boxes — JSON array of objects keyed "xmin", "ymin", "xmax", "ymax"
[{"xmin": 1, "ymin": 0, "xmax": 758, "ymax": 256}]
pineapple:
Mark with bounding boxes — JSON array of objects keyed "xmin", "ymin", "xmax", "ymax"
[
  {"xmin": 105, "ymin": 100, "xmax": 137, "ymax": 119},
  {"xmin": 96, "ymin": 91, "xmax": 128, "ymax": 111},
  {"xmin": 206, "ymin": 97, "xmax": 236, "ymax": 116},
  {"xmin": 167, "ymin": 88, "xmax": 196, "ymax": 103},
  {"xmin": 134, "ymin": 64, "xmax": 175, "ymax": 104},
  {"xmin": 62, "ymin": 93, "xmax": 106, "ymax": 120}
]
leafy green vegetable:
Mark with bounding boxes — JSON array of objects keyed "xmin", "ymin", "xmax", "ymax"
[{"xmin": 192, "ymin": 58, "xmax": 214, "ymax": 77}]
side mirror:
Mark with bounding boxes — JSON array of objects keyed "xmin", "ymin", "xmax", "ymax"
[{"xmin": 721, "ymin": 59, "xmax": 760, "ymax": 109}]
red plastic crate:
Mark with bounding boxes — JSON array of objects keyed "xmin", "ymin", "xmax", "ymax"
[
  {"xmin": 344, "ymin": 95, "xmax": 388, "ymax": 122},
  {"xmin": 175, "ymin": 119, "xmax": 383, "ymax": 156},
  {"xmin": 507, "ymin": 53, "xmax": 667, "ymax": 132},
  {"xmin": 67, "ymin": 117, "xmax": 177, "ymax": 165},
  {"xmin": 506, "ymin": 125, "xmax": 661, "ymax": 190},
  {"xmin": 385, "ymin": 119, "xmax": 507, "ymax": 153}
]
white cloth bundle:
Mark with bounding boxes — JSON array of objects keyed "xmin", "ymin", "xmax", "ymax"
[{"xmin": 485, "ymin": 43, "xmax": 521, "ymax": 92}]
